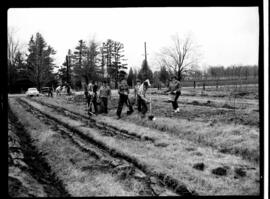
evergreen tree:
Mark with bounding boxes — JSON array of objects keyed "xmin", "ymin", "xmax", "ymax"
[
  {"xmin": 153, "ymin": 71, "xmax": 161, "ymax": 89},
  {"xmin": 72, "ymin": 40, "xmax": 88, "ymax": 87},
  {"xmin": 159, "ymin": 65, "xmax": 170, "ymax": 84},
  {"xmin": 127, "ymin": 67, "xmax": 134, "ymax": 87},
  {"xmin": 104, "ymin": 39, "xmax": 127, "ymax": 88},
  {"xmin": 26, "ymin": 32, "xmax": 56, "ymax": 90},
  {"xmin": 84, "ymin": 39, "xmax": 100, "ymax": 83},
  {"xmin": 138, "ymin": 59, "xmax": 153, "ymax": 82},
  {"xmin": 133, "ymin": 69, "xmax": 138, "ymax": 86}
]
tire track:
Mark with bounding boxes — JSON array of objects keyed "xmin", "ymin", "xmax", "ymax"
[
  {"xmin": 29, "ymin": 97, "xmax": 156, "ymax": 143},
  {"xmin": 16, "ymin": 98, "xmax": 195, "ymax": 196}
]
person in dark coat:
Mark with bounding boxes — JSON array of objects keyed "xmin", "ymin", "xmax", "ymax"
[
  {"xmin": 92, "ymin": 81, "xmax": 98, "ymax": 114},
  {"xmin": 134, "ymin": 79, "xmax": 142, "ymax": 112},
  {"xmin": 116, "ymin": 72, "xmax": 134, "ymax": 119},
  {"xmin": 99, "ymin": 80, "xmax": 111, "ymax": 114},
  {"xmin": 165, "ymin": 76, "xmax": 181, "ymax": 113},
  {"xmin": 49, "ymin": 87, "xmax": 53, "ymax": 97}
]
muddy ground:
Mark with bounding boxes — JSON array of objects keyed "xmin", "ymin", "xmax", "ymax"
[
  {"xmin": 8, "ymin": 108, "xmax": 70, "ymax": 197},
  {"xmin": 8, "ymin": 85, "xmax": 260, "ymax": 196}
]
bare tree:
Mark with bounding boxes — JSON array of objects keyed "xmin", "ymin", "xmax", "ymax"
[
  {"xmin": 8, "ymin": 27, "xmax": 20, "ymax": 65},
  {"xmin": 158, "ymin": 34, "xmax": 200, "ymax": 80},
  {"xmin": 8, "ymin": 27, "xmax": 23, "ymax": 92}
]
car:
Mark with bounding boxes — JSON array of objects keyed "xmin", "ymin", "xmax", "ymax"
[{"xmin": 25, "ymin": 88, "xmax": 39, "ymax": 97}]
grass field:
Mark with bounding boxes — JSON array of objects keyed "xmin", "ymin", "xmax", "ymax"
[{"xmin": 8, "ymin": 84, "xmax": 260, "ymax": 196}]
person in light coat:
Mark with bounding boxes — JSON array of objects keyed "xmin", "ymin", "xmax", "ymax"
[{"xmin": 137, "ymin": 79, "xmax": 151, "ymax": 118}]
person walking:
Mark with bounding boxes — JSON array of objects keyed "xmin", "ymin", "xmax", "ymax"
[
  {"xmin": 56, "ymin": 85, "xmax": 62, "ymax": 96},
  {"xmin": 91, "ymin": 81, "xmax": 99, "ymax": 114},
  {"xmin": 99, "ymin": 80, "xmax": 111, "ymax": 114},
  {"xmin": 134, "ymin": 79, "xmax": 142, "ymax": 112},
  {"xmin": 66, "ymin": 83, "xmax": 71, "ymax": 95},
  {"xmin": 84, "ymin": 83, "xmax": 91, "ymax": 110},
  {"xmin": 48, "ymin": 86, "xmax": 53, "ymax": 97},
  {"xmin": 116, "ymin": 72, "xmax": 134, "ymax": 119},
  {"xmin": 165, "ymin": 76, "xmax": 181, "ymax": 113},
  {"xmin": 137, "ymin": 79, "xmax": 151, "ymax": 118}
]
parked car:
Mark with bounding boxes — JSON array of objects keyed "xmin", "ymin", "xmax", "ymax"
[{"xmin": 25, "ymin": 88, "xmax": 39, "ymax": 97}]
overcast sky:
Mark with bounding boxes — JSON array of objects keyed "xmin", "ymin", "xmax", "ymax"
[{"xmin": 8, "ymin": 7, "xmax": 259, "ymax": 71}]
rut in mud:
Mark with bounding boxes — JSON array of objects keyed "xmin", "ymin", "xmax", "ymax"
[
  {"xmin": 9, "ymin": 97, "xmax": 260, "ymax": 196},
  {"xmin": 12, "ymin": 98, "xmax": 186, "ymax": 196},
  {"xmin": 8, "ymin": 107, "xmax": 70, "ymax": 197}
]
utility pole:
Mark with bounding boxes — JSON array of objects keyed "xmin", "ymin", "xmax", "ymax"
[
  {"xmin": 66, "ymin": 49, "xmax": 71, "ymax": 85},
  {"xmin": 142, "ymin": 42, "xmax": 149, "ymax": 62},
  {"xmin": 144, "ymin": 42, "xmax": 147, "ymax": 62}
]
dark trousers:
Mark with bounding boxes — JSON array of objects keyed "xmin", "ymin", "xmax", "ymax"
[
  {"xmin": 48, "ymin": 91, "xmax": 53, "ymax": 97},
  {"xmin": 89, "ymin": 94, "xmax": 98, "ymax": 113},
  {"xmin": 117, "ymin": 94, "xmax": 133, "ymax": 117},
  {"xmin": 137, "ymin": 96, "xmax": 147, "ymax": 115},
  {"xmin": 172, "ymin": 91, "xmax": 181, "ymax": 110},
  {"xmin": 101, "ymin": 97, "xmax": 108, "ymax": 113},
  {"xmin": 137, "ymin": 95, "xmax": 142, "ymax": 112},
  {"xmin": 85, "ymin": 92, "xmax": 90, "ymax": 107}
]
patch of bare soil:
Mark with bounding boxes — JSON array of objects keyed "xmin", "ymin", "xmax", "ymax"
[{"xmin": 8, "ymin": 108, "xmax": 70, "ymax": 197}]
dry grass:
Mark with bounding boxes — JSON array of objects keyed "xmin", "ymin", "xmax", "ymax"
[
  {"xmin": 122, "ymin": 114, "xmax": 259, "ymax": 163},
  {"xmin": 16, "ymin": 97, "xmax": 260, "ymax": 195},
  {"xmin": 9, "ymin": 98, "xmax": 140, "ymax": 196},
  {"xmin": 31, "ymin": 96, "xmax": 259, "ymax": 162}
]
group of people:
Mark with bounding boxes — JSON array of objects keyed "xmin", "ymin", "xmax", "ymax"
[
  {"xmin": 84, "ymin": 72, "xmax": 182, "ymax": 119},
  {"xmin": 84, "ymin": 80, "xmax": 111, "ymax": 115},
  {"xmin": 56, "ymin": 84, "xmax": 71, "ymax": 96}
]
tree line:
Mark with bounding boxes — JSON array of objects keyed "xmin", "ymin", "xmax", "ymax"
[
  {"xmin": 8, "ymin": 29, "xmax": 258, "ymax": 93},
  {"xmin": 7, "ymin": 30, "xmax": 156, "ymax": 93}
]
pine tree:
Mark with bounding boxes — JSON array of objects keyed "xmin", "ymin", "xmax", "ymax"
[
  {"xmin": 72, "ymin": 40, "xmax": 88, "ymax": 87},
  {"xmin": 127, "ymin": 67, "xmax": 134, "ymax": 87},
  {"xmin": 133, "ymin": 69, "xmax": 138, "ymax": 86},
  {"xmin": 104, "ymin": 39, "xmax": 127, "ymax": 88},
  {"xmin": 138, "ymin": 59, "xmax": 153, "ymax": 82},
  {"xmin": 159, "ymin": 65, "xmax": 170, "ymax": 84},
  {"xmin": 84, "ymin": 40, "xmax": 100, "ymax": 83},
  {"xmin": 26, "ymin": 32, "xmax": 56, "ymax": 90}
]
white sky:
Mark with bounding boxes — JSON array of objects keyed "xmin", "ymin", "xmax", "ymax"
[{"xmin": 8, "ymin": 7, "xmax": 259, "ymax": 71}]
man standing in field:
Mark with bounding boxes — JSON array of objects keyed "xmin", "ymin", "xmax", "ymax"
[
  {"xmin": 137, "ymin": 79, "xmax": 151, "ymax": 118},
  {"xmin": 56, "ymin": 85, "xmax": 62, "ymax": 96},
  {"xmin": 84, "ymin": 83, "xmax": 91, "ymax": 110},
  {"xmin": 134, "ymin": 79, "xmax": 142, "ymax": 112},
  {"xmin": 165, "ymin": 76, "xmax": 181, "ymax": 113},
  {"xmin": 116, "ymin": 71, "xmax": 134, "ymax": 119},
  {"xmin": 92, "ymin": 81, "xmax": 99, "ymax": 114},
  {"xmin": 99, "ymin": 80, "xmax": 111, "ymax": 114}
]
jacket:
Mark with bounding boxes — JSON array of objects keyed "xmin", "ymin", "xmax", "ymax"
[
  {"xmin": 167, "ymin": 80, "xmax": 181, "ymax": 93},
  {"xmin": 137, "ymin": 80, "xmax": 149, "ymax": 102},
  {"xmin": 99, "ymin": 86, "xmax": 111, "ymax": 98},
  {"xmin": 118, "ymin": 80, "xmax": 129, "ymax": 95}
]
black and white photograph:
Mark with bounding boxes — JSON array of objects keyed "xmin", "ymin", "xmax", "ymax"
[{"xmin": 6, "ymin": 4, "xmax": 268, "ymax": 197}]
